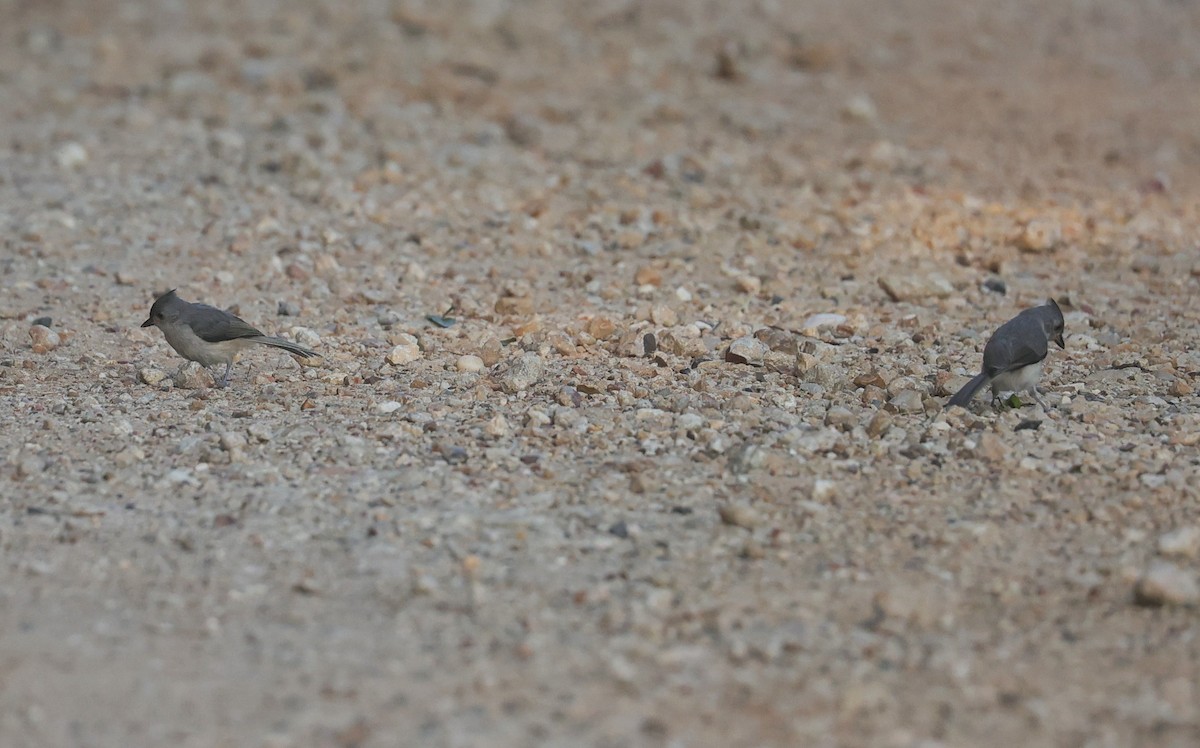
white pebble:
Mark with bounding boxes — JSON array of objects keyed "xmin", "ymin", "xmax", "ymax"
[
  {"xmin": 456, "ymin": 355, "xmax": 485, "ymax": 373},
  {"xmin": 1134, "ymin": 562, "xmax": 1199, "ymax": 606},
  {"xmin": 55, "ymin": 141, "xmax": 89, "ymax": 169},
  {"xmin": 139, "ymin": 368, "xmax": 168, "ymax": 386},
  {"xmin": 386, "ymin": 334, "xmax": 422, "ymax": 365},
  {"xmin": 1157, "ymin": 527, "xmax": 1200, "ymax": 559}
]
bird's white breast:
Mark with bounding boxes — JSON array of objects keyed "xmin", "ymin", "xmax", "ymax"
[{"xmin": 990, "ymin": 360, "xmax": 1043, "ymax": 395}]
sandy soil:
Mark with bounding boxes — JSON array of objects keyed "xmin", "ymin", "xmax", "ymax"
[{"xmin": 2, "ymin": 1, "xmax": 1199, "ymax": 746}]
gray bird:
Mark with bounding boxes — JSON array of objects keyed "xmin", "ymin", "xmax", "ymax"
[
  {"xmin": 141, "ymin": 289, "xmax": 319, "ymax": 387},
  {"xmin": 946, "ymin": 299, "xmax": 1065, "ymax": 409}
]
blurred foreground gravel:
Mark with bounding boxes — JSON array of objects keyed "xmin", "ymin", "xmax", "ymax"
[{"xmin": 2, "ymin": 1, "xmax": 1199, "ymax": 746}]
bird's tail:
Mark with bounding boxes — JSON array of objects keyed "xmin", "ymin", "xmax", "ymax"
[
  {"xmin": 946, "ymin": 372, "xmax": 988, "ymax": 409},
  {"xmin": 252, "ymin": 336, "xmax": 320, "ymax": 359}
]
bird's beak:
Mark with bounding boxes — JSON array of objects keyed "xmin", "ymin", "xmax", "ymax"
[
  {"xmin": 1055, "ymin": 332, "xmax": 1065, "ymax": 349},
  {"xmin": 141, "ymin": 318, "xmax": 153, "ymax": 328}
]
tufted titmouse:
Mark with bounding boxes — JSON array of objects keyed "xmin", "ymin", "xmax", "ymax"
[
  {"xmin": 946, "ymin": 299, "xmax": 1065, "ymax": 409},
  {"xmin": 141, "ymin": 289, "xmax": 319, "ymax": 387}
]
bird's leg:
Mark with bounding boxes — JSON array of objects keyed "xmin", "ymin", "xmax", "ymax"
[
  {"xmin": 1029, "ymin": 388, "xmax": 1048, "ymax": 409},
  {"xmin": 216, "ymin": 361, "xmax": 232, "ymax": 388}
]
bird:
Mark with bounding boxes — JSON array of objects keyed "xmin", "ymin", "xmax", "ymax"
[
  {"xmin": 141, "ymin": 289, "xmax": 319, "ymax": 387},
  {"xmin": 946, "ymin": 299, "xmax": 1065, "ymax": 409}
]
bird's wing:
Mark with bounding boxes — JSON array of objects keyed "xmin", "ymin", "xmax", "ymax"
[
  {"xmin": 982, "ymin": 316, "xmax": 1048, "ymax": 377},
  {"xmin": 188, "ymin": 304, "xmax": 264, "ymax": 342}
]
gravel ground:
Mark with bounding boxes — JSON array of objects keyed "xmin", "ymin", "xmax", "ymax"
[{"xmin": 2, "ymin": 1, "xmax": 1199, "ymax": 746}]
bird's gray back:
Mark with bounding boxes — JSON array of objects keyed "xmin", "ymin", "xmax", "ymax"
[
  {"xmin": 185, "ymin": 303, "xmax": 264, "ymax": 343},
  {"xmin": 982, "ymin": 313, "xmax": 1048, "ymax": 377}
]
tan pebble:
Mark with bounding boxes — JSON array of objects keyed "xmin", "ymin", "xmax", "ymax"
[
  {"xmin": 219, "ymin": 432, "xmax": 247, "ymax": 452},
  {"xmin": 586, "ymin": 315, "xmax": 618, "ymax": 341},
  {"xmin": 386, "ymin": 334, "xmax": 421, "ymax": 365},
  {"xmin": 634, "ymin": 265, "xmax": 662, "ymax": 287},
  {"xmin": 741, "ymin": 540, "xmax": 766, "ymax": 560},
  {"xmin": 1169, "ymin": 378, "xmax": 1192, "ymax": 396},
  {"xmin": 477, "ymin": 336, "xmax": 503, "ymax": 366},
  {"xmin": 173, "ymin": 362, "xmax": 215, "ymax": 389},
  {"xmin": 495, "ymin": 296, "xmax": 534, "ymax": 315},
  {"xmin": 718, "ymin": 503, "xmax": 760, "ymax": 530},
  {"xmin": 313, "ymin": 254, "xmax": 341, "ymax": 278},
  {"xmin": 29, "ymin": 325, "xmax": 60, "ymax": 353},
  {"xmin": 112, "ymin": 446, "xmax": 144, "ymax": 468},
  {"xmin": 649, "ymin": 304, "xmax": 678, "ymax": 327},
  {"xmin": 456, "ymin": 354, "xmax": 485, "ymax": 373},
  {"xmin": 854, "ymin": 370, "xmax": 888, "ymax": 389},
  {"xmin": 877, "ymin": 273, "xmax": 954, "ymax": 302},
  {"xmin": 866, "ymin": 410, "xmax": 892, "ymax": 438},
  {"xmin": 461, "ymin": 555, "xmax": 481, "ymax": 576},
  {"xmin": 1017, "ymin": 218, "xmax": 1062, "ymax": 252},
  {"xmin": 512, "ymin": 318, "xmax": 542, "ymax": 337},
  {"xmin": 976, "ymin": 432, "xmax": 1008, "ymax": 462},
  {"xmin": 616, "ymin": 229, "xmax": 643, "ymax": 249},
  {"xmin": 546, "ymin": 330, "xmax": 575, "ymax": 355},
  {"xmin": 735, "ymin": 275, "xmax": 761, "ymax": 294},
  {"xmin": 485, "ymin": 413, "xmax": 510, "ymax": 437},
  {"xmin": 139, "ymin": 368, "xmax": 167, "ymax": 386},
  {"xmin": 1157, "ymin": 527, "xmax": 1200, "ymax": 559}
]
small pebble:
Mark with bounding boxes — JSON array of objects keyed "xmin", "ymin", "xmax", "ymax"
[
  {"xmin": 289, "ymin": 326, "xmax": 321, "ymax": 349},
  {"xmin": 485, "ymin": 414, "xmax": 510, "ymax": 437},
  {"xmin": 725, "ymin": 336, "xmax": 767, "ymax": 366},
  {"xmin": 802, "ymin": 313, "xmax": 847, "ymax": 331},
  {"xmin": 495, "ymin": 296, "xmax": 534, "ymax": 315},
  {"xmin": 586, "ymin": 316, "xmax": 617, "ymax": 341},
  {"xmin": 976, "ymin": 432, "xmax": 1009, "ymax": 462},
  {"xmin": 500, "ymin": 352, "xmax": 544, "ymax": 393},
  {"xmin": 139, "ymin": 368, "xmax": 168, "ymax": 386},
  {"xmin": 172, "ymin": 362, "xmax": 215, "ymax": 389},
  {"xmin": 15, "ymin": 456, "xmax": 45, "ymax": 479},
  {"xmin": 55, "ymin": 141, "xmax": 89, "ymax": 169},
  {"xmin": 812, "ymin": 479, "xmax": 838, "ymax": 502},
  {"xmin": 29, "ymin": 325, "xmax": 60, "ymax": 353},
  {"xmin": 277, "ymin": 301, "xmax": 301, "ymax": 316},
  {"xmin": 1017, "ymin": 218, "xmax": 1062, "ymax": 253},
  {"xmin": 878, "ymin": 273, "xmax": 955, "ymax": 302},
  {"xmin": 219, "ymin": 431, "xmax": 247, "ymax": 452},
  {"xmin": 866, "ymin": 411, "xmax": 892, "ymax": 438},
  {"xmin": 1157, "ymin": 527, "xmax": 1200, "ymax": 559},
  {"xmin": 718, "ymin": 503, "xmax": 760, "ymax": 530},
  {"xmin": 1133, "ymin": 562, "xmax": 1199, "ymax": 606},
  {"xmin": 456, "ymin": 355, "xmax": 485, "ymax": 373},
  {"xmin": 650, "ymin": 304, "xmax": 678, "ymax": 327},
  {"xmin": 477, "ymin": 336, "xmax": 503, "ymax": 366},
  {"xmin": 889, "ymin": 390, "xmax": 924, "ymax": 413},
  {"xmin": 386, "ymin": 334, "xmax": 422, "ymax": 365}
]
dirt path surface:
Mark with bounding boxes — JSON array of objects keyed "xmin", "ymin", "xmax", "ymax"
[{"xmin": 2, "ymin": 1, "xmax": 1199, "ymax": 746}]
